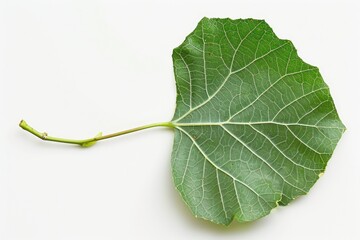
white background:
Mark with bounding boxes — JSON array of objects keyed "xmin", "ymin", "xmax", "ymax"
[{"xmin": 0, "ymin": 0, "xmax": 359, "ymax": 239}]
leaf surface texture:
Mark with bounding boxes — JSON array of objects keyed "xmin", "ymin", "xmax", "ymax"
[{"xmin": 171, "ymin": 18, "xmax": 345, "ymax": 225}]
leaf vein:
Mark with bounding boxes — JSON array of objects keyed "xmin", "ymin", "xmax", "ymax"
[
  {"xmin": 221, "ymin": 125, "xmax": 307, "ymax": 194},
  {"xmin": 177, "ymin": 127, "xmax": 272, "ymax": 208}
]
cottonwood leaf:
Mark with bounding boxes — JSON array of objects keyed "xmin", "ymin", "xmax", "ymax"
[
  {"xmin": 19, "ymin": 17, "xmax": 345, "ymax": 227},
  {"xmin": 170, "ymin": 18, "xmax": 345, "ymax": 225}
]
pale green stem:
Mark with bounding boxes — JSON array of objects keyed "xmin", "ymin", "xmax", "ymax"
[{"xmin": 19, "ymin": 120, "xmax": 175, "ymax": 147}]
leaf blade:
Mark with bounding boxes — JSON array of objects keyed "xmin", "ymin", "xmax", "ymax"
[{"xmin": 171, "ymin": 18, "xmax": 345, "ymax": 225}]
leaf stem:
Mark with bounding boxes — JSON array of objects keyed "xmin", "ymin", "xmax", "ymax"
[{"xmin": 19, "ymin": 120, "xmax": 175, "ymax": 147}]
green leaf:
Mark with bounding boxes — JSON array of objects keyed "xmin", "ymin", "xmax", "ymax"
[{"xmin": 170, "ymin": 18, "xmax": 345, "ymax": 225}]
